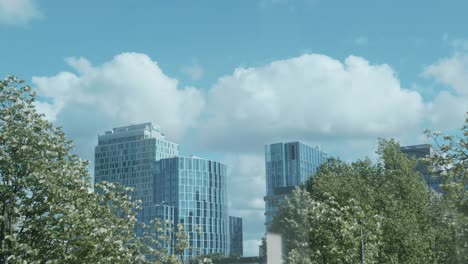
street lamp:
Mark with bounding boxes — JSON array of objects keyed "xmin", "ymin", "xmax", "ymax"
[{"xmin": 360, "ymin": 226, "xmax": 365, "ymax": 264}]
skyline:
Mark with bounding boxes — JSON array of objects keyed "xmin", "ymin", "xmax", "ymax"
[{"xmin": 1, "ymin": 0, "xmax": 468, "ymax": 256}]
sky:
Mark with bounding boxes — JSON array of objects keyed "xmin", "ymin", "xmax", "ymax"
[{"xmin": 1, "ymin": 0, "xmax": 467, "ymax": 257}]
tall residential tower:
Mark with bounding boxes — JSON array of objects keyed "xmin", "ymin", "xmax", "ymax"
[
  {"xmin": 94, "ymin": 123, "xmax": 232, "ymax": 259},
  {"xmin": 94, "ymin": 122, "xmax": 178, "ymax": 206},
  {"xmin": 155, "ymin": 156, "xmax": 228, "ymax": 258},
  {"xmin": 264, "ymin": 141, "xmax": 327, "ymax": 229}
]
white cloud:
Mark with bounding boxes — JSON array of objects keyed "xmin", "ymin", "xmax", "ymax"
[
  {"xmin": 181, "ymin": 63, "xmax": 204, "ymax": 81},
  {"xmin": 33, "ymin": 52, "xmax": 205, "ymax": 163},
  {"xmin": 423, "ymin": 54, "xmax": 468, "ymax": 97},
  {"xmin": 423, "ymin": 53, "xmax": 468, "ymax": 129},
  {"xmin": 425, "ymin": 91, "xmax": 467, "ymax": 130},
  {"xmin": 354, "ymin": 36, "xmax": 368, "ymax": 46},
  {"xmin": 198, "ymin": 54, "xmax": 424, "ymax": 152},
  {"xmin": 0, "ymin": 0, "xmax": 41, "ymax": 25}
]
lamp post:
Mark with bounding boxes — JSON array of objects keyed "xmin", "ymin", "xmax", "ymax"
[{"xmin": 360, "ymin": 226, "xmax": 365, "ymax": 264}]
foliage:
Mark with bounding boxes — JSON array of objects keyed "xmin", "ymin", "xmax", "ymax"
[
  {"xmin": 140, "ymin": 219, "xmax": 214, "ymax": 264},
  {"xmin": 428, "ymin": 194, "xmax": 464, "ymax": 263},
  {"xmin": 259, "ymin": 235, "xmax": 266, "ymax": 258},
  {"xmin": 0, "ymin": 75, "xmax": 145, "ymax": 263},
  {"xmin": 425, "ymin": 114, "xmax": 468, "ymax": 262},
  {"xmin": 271, "ymin": 139, "xmax": 452, "ymax": 263},
  {"xmin": 424, "ymin": 113, "xmax": 467, "ymax": 215},
  {"xmin": 0, "ymin": 75, "xmax": 202, "ymax": 263},
  {"xmin": 273, "ymin": 188, "xmax": 381, "ymax": 263}
]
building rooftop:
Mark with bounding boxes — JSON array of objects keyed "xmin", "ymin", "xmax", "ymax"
[
  {"xmin": 98, "ymin": 122, "xmax": 169, "ymax": 143},
  {"xmin": 266, "ymin": 141, "xmax": 328, "ymax": 155},
  {"xmin": 400, "ymin": 144, "xmax": 432, "ymax": 150}
]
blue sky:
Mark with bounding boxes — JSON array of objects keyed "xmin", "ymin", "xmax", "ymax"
[{"xmin": 1, "ymin": 0, "xmax": 467, "ymax": 256}]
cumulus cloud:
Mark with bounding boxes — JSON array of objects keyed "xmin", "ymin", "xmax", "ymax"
[
  {"xmin": 0, "ymin": 0, "xmax": 41, "ymax": 25},
  {"xmin": 181, "ymin": 63, "xmax": 204, "ymax": 81},
  {"xmin": 423, "ymin": 53, "xmax": 468, "ymax": 129},
  {"xmin": 425, "ymin": 91, "xmax": 467, "ymax": 130},
  {"xmin": 224, "ymin": 154, "xmax": 266, "ymax": 256},
  {"xmin": 33, "ymin": 53, "xmax": 205, "ymax": 163},
  {"xmin": 198, "ymin": 54, "xmax": 424, "ymax": 152},
  {"xmin": 423, "ymin": 54, "xmax": 468, "ymax": 97}
]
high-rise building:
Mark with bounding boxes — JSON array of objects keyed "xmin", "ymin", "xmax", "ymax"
[
  {"xmin": 94, "ymin": 123, "xmax": 231, "ymax": 260},
  {"xmin": 229, "ymin": 216, "xmax": 243, "ymax": 257},
  {"xmin": 400, "ymin": 144, "xmax": 443, "ymax": 193},
  {"xmin": 94, "ymin": 122, "xmax": 178, "ymax": 207},
  {"xmin": 155, "ymin": 156, "xmax": 228, "ymax": 258},
  {"xmin": 264, "ymin": 141, "xmax": 327, "ymax": 229}
]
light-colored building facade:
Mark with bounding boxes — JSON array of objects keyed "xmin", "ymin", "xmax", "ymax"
[{"xmin": 264, "ymin": 141, "xmax": 327, "ymax": 229}]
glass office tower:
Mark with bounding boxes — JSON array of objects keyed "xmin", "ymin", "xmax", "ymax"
[
  {"xmin": 94, "ymin": 122, "xmax": 179, "ymax": 207},
  {"xmin": 229, "ymin": 216, "xmax": 243, "ymax": 257},
  {"xmin": 155, "ymin": 156, "xmax": 228, "ymax": 259},
  {"xmin": 264, "ymin": 141, "xmax": 327, "ymax": 229},
  {"xmin": 400, "ymin": 144, "xmax": 443, "ymax": 193}
]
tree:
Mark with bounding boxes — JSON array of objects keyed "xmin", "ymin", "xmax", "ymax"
[
  {"xmin": 272, "ymin": 140, "xmax": 441, "ymax": 263},
  {"xmin": 425, "ymin": 114, "xmax": 468, "ymax": 263},
  {"xmin": 273, "ymin": 188, "xmax": 381, "ymax": 264},
  {"xmin": 0, "ymin": 75, "xmax": 213, "ymax": 263},
  {"xmin": 424, "ymin": 113, "xmax": 467, "ymax": 215},
  {"xmin": 0, "ymin": 75, "xmax": 147, "ymax": 263}
]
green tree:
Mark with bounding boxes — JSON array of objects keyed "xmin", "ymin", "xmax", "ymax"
[
  {"xmin": 425, "ymin": 114, "xmax": 468, "ymax": 263},
  {"xmin": 0, "ymin": 75, "xmax": 216, "ymax": 263},
  {"xmin": 272, "ymin": 140, "xmax": 440, "ymax": 263},
  {"xmin": 424, "ymin": 113, "xmax": 467, "ymax": 214},
  {"xmin": 428, "ymin": 194, "xmax": 461, "ymax": 263},
  {"xmin": 0, "ymin": 75, "xmax": 149, "ymax": 263},
  {"xmin": 273, "ymin": 188, "xmax": 381, "ymax": 264}
]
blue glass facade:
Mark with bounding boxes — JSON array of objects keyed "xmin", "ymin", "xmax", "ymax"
[
  {"xmin": 400, "ymin": 144, "xmax": 443, "ymax": 193},
  {"xmin": 136, "ymin": 204, "xmax": 176, "ymax": 253},
  {"xmin": 155, "ymin": 156, "xmax": 228, "ymax": 259},
  {"xmin": 94, "ymin": 123, "xmax": 231, "ymax": 260},
  {"xmin": 94, "ymin": 122, "xmax": 178, "ymax": 207},
  {"xmin": 264, "ymin": 142, "xmax": 327, "ymax": 229},
  {"xmin": 229, "ymin": 216, "xmax": 243, "ymax": 257},
  {"xmin": 94, "ymin": 123, "xmax": 180, "ymax": 256},
  {"xmin": 137, "ymin": 204, "xmax": 175, "ymax": 230}
]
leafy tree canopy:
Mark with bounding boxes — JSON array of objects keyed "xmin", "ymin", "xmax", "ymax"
[
  {"xmin": 272, "ymin": 138, "xmax": 467, "ymax": 263},
  {"xmin": 0, "ymin": 75, "xmax": 212, "ymax": 263},
  {"xmin": 424, "ymin": 113, "xmax": 467, "ymax": 215}
]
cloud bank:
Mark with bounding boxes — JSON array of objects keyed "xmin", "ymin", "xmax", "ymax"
[
  {"xmin": 198, "ymin": 54, "xmax": 425, "ymax": 152},
  {"xmin": 33, "ymin": 53, "xmax": 205, "ymax": 165},
  {"xmin": 423, "ymin": 53, "xmax": 468, "ymax": 129},
  {"xmin": 0, "ymin": 0, "xmax": 41, "ymax": 25}
]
